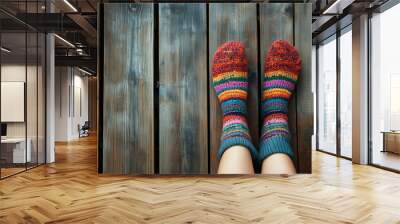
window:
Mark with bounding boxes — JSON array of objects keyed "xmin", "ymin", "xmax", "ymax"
[
  {"xmin": 316, "ymin": 26, "xmax": 353, "ymax": 159},
  {"xmin": 339, "ymin": 28, "xmax": 352, "ymax": 158},
  {"xmin": 370, "ymin": 3, "xmax": 400, "ymax": 171},
  {"xmin": 317, "ymin": 36, "xmax": 337, "ymax": 154}
]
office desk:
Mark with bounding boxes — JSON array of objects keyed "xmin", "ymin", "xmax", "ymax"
[
  {"xmin": 382, "ymin": 131, "xmax": 400, "ymax": 154},
  {"xmin": 1, "ymin": 138, "xmax": 31, "ymax": 163}
]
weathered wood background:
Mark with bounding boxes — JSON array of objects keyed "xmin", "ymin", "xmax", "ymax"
[
  {"xmin": 158, "ymin": 3, "xmax": 208, "ymax": 174},
  {"xmin": 103, "ymin": 3, "xmax": 154, "ymax": 174},
  {"xmin": 101, "ymin": 2, "xmax": 312, "ymax": 174}
]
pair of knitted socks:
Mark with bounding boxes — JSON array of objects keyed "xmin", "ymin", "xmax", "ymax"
[{"xmin": 212, "ymin": 40, "xmax": 301, "ymax": 165}]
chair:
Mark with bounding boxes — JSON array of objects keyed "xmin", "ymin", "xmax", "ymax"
[{"xmin": 78, "ymin": 121, "xmax": 90, "ymax": 138}]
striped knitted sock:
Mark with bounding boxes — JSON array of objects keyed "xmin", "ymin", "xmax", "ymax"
[
  {"xmin": 212, "ymin": 41, "xmax": 257, "ymax": 161},
  {"xmin": 259, "ymin": 40, "xmax": 301, "ymax": 163}
]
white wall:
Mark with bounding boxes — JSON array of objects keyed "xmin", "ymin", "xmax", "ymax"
[
  {"xmin": 1, "ymin": 65, "xmax": 26, "ymax": 82},
  {"xmin": 55, "ymin": 67, "xmax": 89, "ymax": 141},
  {"xmin": 55, "ymin": 66, "xmax": 69, "ymax": 141},
  {"xmin": 72, "ymin": 73, "xmax": 89, "ymax": 138}
]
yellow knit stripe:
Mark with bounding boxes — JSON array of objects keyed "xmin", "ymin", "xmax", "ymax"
[
  {"xmin": 265, "ymin": 70, "xmax": 298, "ymax": 80},
  {"xmin": 213, "ymin": 71, "xmax": 247, "ymax": 82},
  {"xmin": 218, "ymin": 89, "xmax": 247, "ymax": 101},
  {"xmin": 263, "ymin": 88, "xmax": 291, "ymax": 98}
]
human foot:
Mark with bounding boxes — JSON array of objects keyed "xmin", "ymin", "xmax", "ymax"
[
  {"xmin": 212, "ymin": 41, "xmax": 257, "ymax": 161},
  {"xmin": 259, "ymin": 40, "xmax": 301, "ymax": 164}
]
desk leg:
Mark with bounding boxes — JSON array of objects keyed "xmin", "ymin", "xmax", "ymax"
[{"xmin": 382, "ymin": 133, "xmax": 386, "ymax": 153}]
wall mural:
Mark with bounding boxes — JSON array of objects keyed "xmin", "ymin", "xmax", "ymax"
[{"xmin": 100, "ymin": 2, "xmax": 312, "ymax": 175}]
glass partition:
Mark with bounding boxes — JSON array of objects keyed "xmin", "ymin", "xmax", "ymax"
[
  {"xmin": 1, "ymin": 30, "xmax": 28, "ymax": 177},
  {"xmin": 0, "ymin": 1, "xmax": 46, "ymax": 179},
  {"xmin": 27, "ymin": 30, "xmax": 38, "ymax": 169}
]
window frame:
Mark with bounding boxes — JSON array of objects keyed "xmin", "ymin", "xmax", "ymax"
[
  {"xmin": 315, "ymin": 24, "xmax": 353, "ymax": 161},
  {"xmin": 367, "ymin": 1, "xmax": 400, "ymax": 173}
]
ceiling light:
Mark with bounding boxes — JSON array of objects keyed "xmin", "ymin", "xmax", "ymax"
[
  {"xmin": 1, "ymin": 47, "xmax": 11, "ymax": 53},
  {"xmin": 63, "ymin": 0, "xmax": 78, "ymax": 12},
  {"xmin": 54, "ymin": 34, "xmax": 75, "ymax": 48},
  {"xmin": 78, "ymin": 67, "xmax": 93, "ymax": 76}
]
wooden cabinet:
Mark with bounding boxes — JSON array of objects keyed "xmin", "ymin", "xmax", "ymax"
[{"xmin": 383, "ymin": 132, "xmax": 400, "ymax": 154}]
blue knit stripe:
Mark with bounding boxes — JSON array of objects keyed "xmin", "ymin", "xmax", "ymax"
[
  {"xmin": 217, "ymin": 136, "xmax": 258, "ymax": 162},
  {"xmin": 263, "ymin": 98, "xmax": 287, "ymax": 104},
  {"xmin": 262, "ymin": 99, "xmax": 288, "ymax": 116},
  {"xmin": 258, "ymin": 135, "xmax": 295, "ymax": 163},
  {"xmin": 221, "ymin": 99, "xmax": 246, "ymax": 109},
  {"xmin": 221, "ymin": 100, "xmax": 247, "ymax": 115},
  {"xmin": 262, "ymin": 98, "xmax": 288, "ymax": 109}
]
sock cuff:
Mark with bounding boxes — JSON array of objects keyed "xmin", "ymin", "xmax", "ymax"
[
  {"xmin": 258, "ymin": 135, "xmax": 295, "ymax": 163},
  {"xmin": 217, "ymin": 137, "xmax": 258, "ymax": 162}
]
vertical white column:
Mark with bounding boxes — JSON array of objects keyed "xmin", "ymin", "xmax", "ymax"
[
  {"xmin": 352, "ymin": 14, "xmax": 369, "ymax": 164},
  {"xmin": 46, "ymin": 33, "xmax": 55, "ymax": 163},
  {"xmin": 46, "ymin": 1, "xmax": 55, "ymax": 163}
]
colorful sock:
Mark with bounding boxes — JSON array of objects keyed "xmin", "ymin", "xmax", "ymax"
[
  {"xmin": 259, "ymin": 40, "xmax": 302, "ymax": 163},
  {"xmin": 212, "ymin": 41, "xmax": 257, "ymax": 161}
]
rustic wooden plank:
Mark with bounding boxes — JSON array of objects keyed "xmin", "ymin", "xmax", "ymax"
[
  {"xmin": 259, "ymin": 3, "xmax": 298, "ymax": 170},
  {"xmin": 103, "ymin": 3, "xmax": 154, "ymax": 174},
  {"xmin": 294, "ymin": 3, "xmax": 313, "ymax": 173},
  {"xmin": 158, "ymin": 3, "xmax": 208, "ymax": 174},
  {"xmin": 209, "ymin": 3, "xmax": 258, "ymax": 174}
]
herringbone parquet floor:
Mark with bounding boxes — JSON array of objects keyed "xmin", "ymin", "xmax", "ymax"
[{"xmin": 1, "ymin": 135, "xmax": 400, "ymax": 224}]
